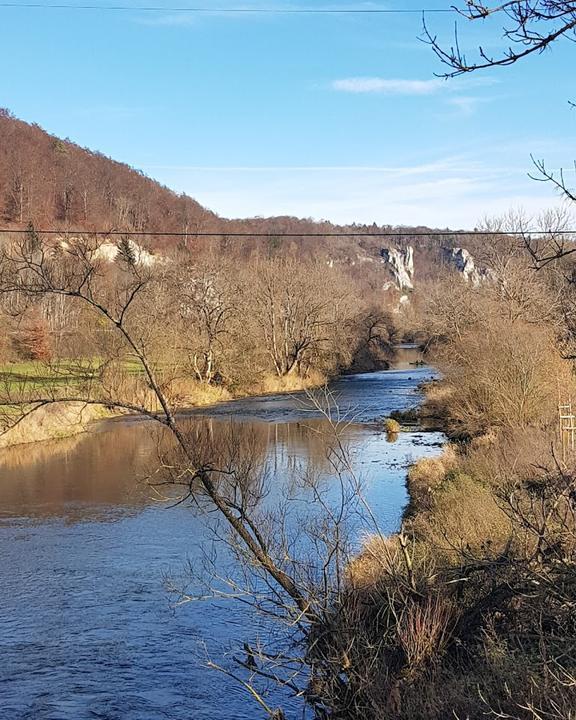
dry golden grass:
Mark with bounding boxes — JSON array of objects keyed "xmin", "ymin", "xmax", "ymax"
[
  {"xmin": 346, "ymin": 534, "xmax": 407, "ymax": 590},
  {"xmin": 346, "ymin": 532, "xmax": 436, "ymax": 596},
  {"xmin": 409, "ymin": 472, "xmax": 512, "ymax": 556},
  {"xmin": 405, "ymin": 442, "xmax": 513, "ymax": 557},
  {"xmin": 163, "ymin": 377, "xmax": 232, "ymax": 406},
  {"xmin": 409, "ymin": 446, "xmax": 457, "ymax": 486},
  {"xmin": 420, "ymin": 381, "xmax": 454, "ymax": 420},
  {"xmin": 259, "ymin": 369, "xmax": 326, "ymax": 395},
  {"xmin": 383, "ymin": 417, "xmax": 401, "ymax": 434},
  {"xmin": 407, "ymin": 445, "xmax": 457, "ymax": 510},
  {"xmin": 0, "ymin": 401, "xmax": 113, "ymax": 449}
]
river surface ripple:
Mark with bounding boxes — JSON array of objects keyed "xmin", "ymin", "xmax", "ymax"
[{"xmin": 0, "ymin": 356, "xmax": 443, "ymax": 720}]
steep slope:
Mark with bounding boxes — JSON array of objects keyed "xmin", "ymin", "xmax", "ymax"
[
  {"xmin": 0, "ymin": 108, "xmax": 217, "ymax": 236},
  {"xmin": 0, "ymin": 108, "xmax": 491, "ymax": 285}
]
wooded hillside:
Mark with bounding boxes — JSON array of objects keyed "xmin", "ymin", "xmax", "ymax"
[{"xmin": 0, "ymin": 109, "xmax": 473, "ymax": 266}]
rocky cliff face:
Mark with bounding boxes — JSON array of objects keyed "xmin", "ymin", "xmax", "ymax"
[
  {"xmin": 94, "ymin": 239, "xmax": 158, "ymax": 267},
  {"xmin": 443, "ymin": 247, "xmax": 491, "ymax": 286},
  {"xmin": 378, "ymin": 244, "xmax": 492, "ymax": 297},
  {"xmin": 380, "ymin": 247, "xmax": 414, "ymax": 290}
]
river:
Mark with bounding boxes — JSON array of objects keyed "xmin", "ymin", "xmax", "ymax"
[{"xmin": 0, "ymin": 350, "xmax": 443, "ymax": 720}]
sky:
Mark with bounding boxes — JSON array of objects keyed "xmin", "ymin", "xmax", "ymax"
[{"xmin": 1, "ymin": 0, "xmax": 575, "ymax": 229}]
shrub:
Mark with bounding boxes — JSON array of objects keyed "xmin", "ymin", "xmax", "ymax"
[
  {"xmin": 383, "ymin": 417, "xmax": 401, "ymax": 434},
  {"xmin": 406, "ymin": 446, "xmax": 457, "ymax": 511},
  {"xmin": 12, "ymin": 311, "xmax": 52, "ymax": 362},
  {"xmin": 396, "ymin": 595, "xmax": 455, "ymax": 677},
  {"xmin": 434, "ymin": 319, "xmax": 572, "ymax": 437}
]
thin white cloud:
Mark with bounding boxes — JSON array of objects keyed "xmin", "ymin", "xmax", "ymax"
[
  {"xmin": 136, "ymin": 13, "xmax": 198, "ymax": 27},
  {"xmin": 141, "ymin": 161, "xmax": 489, "ymax": 173},
  {"xmin": 446, "ymin": 95, "xmax": 489, "ymax": 117},
  {"xmin": 147, "ymin": 157, "xmax": 562, "ymax": 228},
  {"xmin": 134, "ymin": 1, "xmax": 299, "ymax": 27},
  {"xmin": 136, "ymin": 10, "xmax": 265, "ymax": 27},
  {"xmin": 332, "ymin": 77, "xmax": 445, "ymax": 95},
  {"xmin": 141, "ymin": 158, "xmax": 525, "ymax": 178},
  {"xmin": 332, "ymin": 75, "xmax": 498, "ymax": 96}
]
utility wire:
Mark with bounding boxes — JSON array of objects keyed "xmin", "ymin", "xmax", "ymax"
[
  {"xmin": 0, "ymin": 3, "xmax": 455, "ymax": 13},
  {"xmin": 0, "ymin": 229, "xmax": 574, "ymax": 237}
]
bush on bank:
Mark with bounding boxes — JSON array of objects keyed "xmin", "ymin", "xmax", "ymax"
[
  {"xmin": 336, "ymin": 429, "xmax": 576, "ymax": 719},
  {"xmin": 334, "ymin": 275, "xmax": 576, "ymax": 718}
]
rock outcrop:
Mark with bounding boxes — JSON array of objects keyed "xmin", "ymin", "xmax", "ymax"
[
  {"xmin": 443, "ymin": 247, "xmax": 490, "ymax": 286},
  {"xmin": 94, "ymin": 239, "xmax": 158, "ymax": 267},
  {"xmin": 380, "ymin": 246, "xmax": 414, "ymax": 291}
]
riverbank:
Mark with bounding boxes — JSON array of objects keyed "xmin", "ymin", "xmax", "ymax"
[
  {"xmin": 0, "ymin": 368, "xmax": 332, "ymax": 450},
  {"xmin": 0, "ymin": 350, "xmax": 402, "ymax": 450},
  {"xmin": 338, "ymin": 362, "xmax": 576, "ymax": 719},
  {"xmin": 0, "ymin": 402, "xmax": 116, "ymax": 450}
]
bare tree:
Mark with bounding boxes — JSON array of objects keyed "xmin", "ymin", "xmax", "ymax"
[
  {"xmin": 0, "ymin": 228, "xmax": 396, "ymax": 719},
  {"xmin": 424, "ymin": 2, "xmax": 576, "ymax": 266},
  {"xmin": 424, "ymin": 1, "xmax": 576, "ymax": 76},
  {"xmin": 475, "ymin": 213, "xmax": 564, "ymax": 320},
  {"xmin": 251, "ymin": 259, "xmax": 354, "ymax": 379},
  {"xmin": 177, "ymin": 260, "xmax": 238, "ymax": 384}
]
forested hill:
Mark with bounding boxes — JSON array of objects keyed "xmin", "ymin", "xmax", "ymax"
[
  {"xmin": 0, "ymin": 108, "xmax": 469, "ymax": 261},
  {"xmin": 0, "ymin": 108, "xmax": 216, "ymax": 237}
]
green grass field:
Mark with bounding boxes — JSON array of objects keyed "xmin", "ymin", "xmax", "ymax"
[{"xmin": 0, "ymin": 357, "xmax": 147, "ymax": 398}]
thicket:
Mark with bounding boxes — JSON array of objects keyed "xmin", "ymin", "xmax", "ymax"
[
  {"xmin": 333, "ymin": 246, "xmax": 576, "ymax": 719},
  {"xmin": 0, "ymin": 233, "xmax": 400, "ymax": 413}
]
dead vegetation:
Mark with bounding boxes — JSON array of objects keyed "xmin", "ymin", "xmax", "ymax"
[
  {"xmin": 2, "ymin": 223, "xmax": 576, "ymax": 719},
  {"xmin": 329, "ymin": 236, "xmax": 576, "ymax": 719},
  {"xmin": 335, "ymin": 443, "xmax": 576, "ymax": 719}
]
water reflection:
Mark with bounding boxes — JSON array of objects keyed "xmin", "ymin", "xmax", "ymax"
[
  {"xmin": 0, "ymin": 417, "xmax": 376, "ymax": 523},
  {"xmin": 0, "ymin": 427, "xmax": 152, "ymax": 522},
  {"xmin": 0, "ymin": 362, "xmax": 443, "ymax": 720}
]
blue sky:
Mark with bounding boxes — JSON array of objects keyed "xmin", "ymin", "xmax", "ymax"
[{"xmin": 2, "ymin": 1, "xmax": 575, "ymax": 228}]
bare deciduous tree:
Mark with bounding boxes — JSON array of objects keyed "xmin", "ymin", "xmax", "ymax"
[
  {"xmin": 251, "ymin": 259, "xmax": 354, "ymax": 379},
  {"xmin": 423, "ymin": 2, "xmax": 576, "ymax": 266},
  {"xmin": 177, "ymin": 261, "xmax": 238, "ymax": 384},
  {"xmin": 0, "ymin": 228, "xmax": 399, "ymax": 719},
  {"xmin": 424, "ymin": 1, "xmax": 576, "ymax": 76}
]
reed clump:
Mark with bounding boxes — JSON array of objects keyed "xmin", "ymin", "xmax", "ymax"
[{"xmin": 383, "ymin": 417, "xmax": 401, "ymax": 434}]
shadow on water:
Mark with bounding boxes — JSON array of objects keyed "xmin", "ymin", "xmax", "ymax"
[{"xmin": 0, "ymin": 354, "xmax": 443, "ymax": 720}]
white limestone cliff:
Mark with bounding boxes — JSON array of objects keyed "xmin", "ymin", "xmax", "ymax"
[
  {"xmin": 443, "ymin": 247, "xmax": 491, "ymax": 286},
  {"xmin": 380, "ymin": 246, "xmax": 414, "ymax": 291}
]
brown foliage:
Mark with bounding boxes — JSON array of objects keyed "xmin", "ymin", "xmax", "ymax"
[
  {"xmin": 434, "ymin": 318, "xmax": 570, "ymax": 437},
  {"xmin": 12, "ymin": 309, "xmax": 52, "ymax": 361}
]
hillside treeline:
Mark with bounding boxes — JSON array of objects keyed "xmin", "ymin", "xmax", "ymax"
[
  {"xmin": 0, "ymin": 109, "xmax": 481, "ymax": 268},
  {"xmin": 0, "ymin": 108, "xmax": 213, "ymax": 236},
  {"xmin": 0, "ymin": 233, "xmax": 399, "ymax": 402}
]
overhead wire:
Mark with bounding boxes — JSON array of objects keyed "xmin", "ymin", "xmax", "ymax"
[
  {"xmin": 0, "ymin": 3, "xmax": 455, "ymax": 13},
  {"xmin": 0, "ymin": 2, "xmax": 559, "ymax": 239},
  {"xmin": 0, "ymin": 229, "xmax": 574, "ymax": 237}
]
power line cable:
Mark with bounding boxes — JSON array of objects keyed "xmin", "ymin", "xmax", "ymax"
[
  {"xmin": 0, "ymin": 3, "xmax": 455, "ymax": 13},
  {"xmin": 0, "ymin": 229, "xmax": 574, "ymax": 237}
]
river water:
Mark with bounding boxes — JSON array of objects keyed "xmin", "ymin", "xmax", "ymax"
[{"xmin": 0, "ymin": 351, "xmax": 443, "ymax": 720}]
